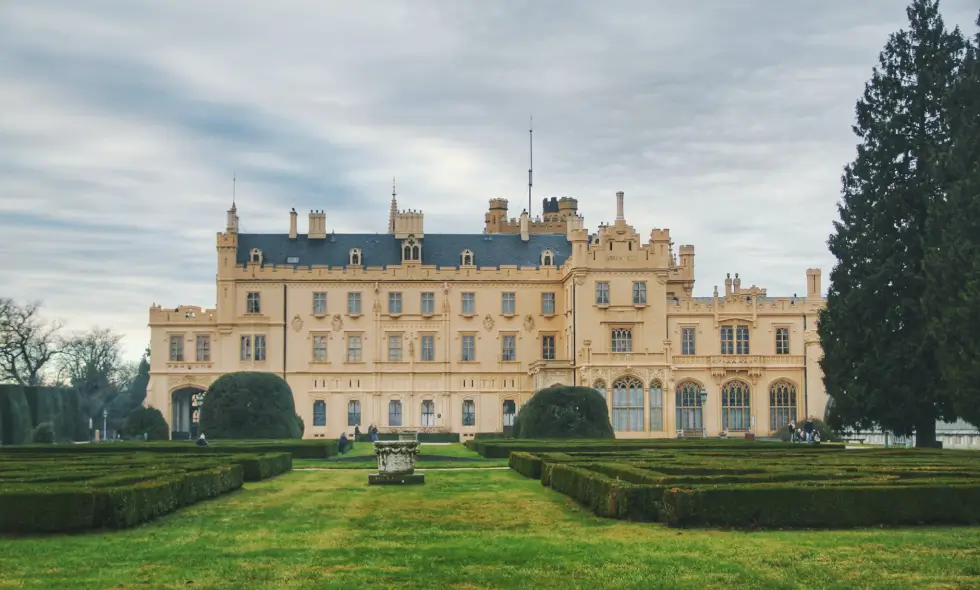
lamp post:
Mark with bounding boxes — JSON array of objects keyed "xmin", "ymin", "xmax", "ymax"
[
  {"xmin": 698, "ymin": 389, "xmax": 708, "ymax": 438},
  {"xmin": 102, "ymin": 408, "xmax": 108, "ymax": 442}
]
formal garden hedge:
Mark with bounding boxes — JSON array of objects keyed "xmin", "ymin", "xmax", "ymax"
[
  {"xmin": 0, "ymin": 451, "xmax": 293, "ymax": 533},
  {"xmin": 355, "ymin": 432, "xmax": 460, "ymax": 443},
  {"xmin": 0, "ymin": 438, "xmax": 339, "ymax": 459},
  {"xmin": 0, "ymin": 384, "xmax": 86, "ymax": 445},
  {"xmin": 504, "ymin": 440, "xmax": 980, "ymax": 529}
]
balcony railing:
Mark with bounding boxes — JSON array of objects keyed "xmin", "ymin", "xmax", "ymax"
[{"xmin": 672, "ymin": 354, "xmax": 804, "ymax": 367}]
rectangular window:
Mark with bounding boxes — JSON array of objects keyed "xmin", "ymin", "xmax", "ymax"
[
  {"xmin": 312, "ymin": 400, "xmax": 326, "ymax": 427},
  {"xmin": 650, "ymin": 382, "xmax": 664, "ymax": 431},
  {"xmin": 462, "ymin": 400, "xmax": 476, "ymax": 426},
  {"xmin": 632, "ymin": 281, "xmax": 647, "ymax": 304},
  {"xmin": 501, "ymin": 292, "xmax": 516, "ymax": 315},
  {"xmin": 461, "ymin": 334, "xmax": 475, "ymax": 361},
  {"xmin": 388, "ymin": 400, "xmax": 403, "ymax": 426},
  {"xmin": 736, "ymin": 325, "xmax": 750, "ymax": 354},
  {"xmin": 776, "ymin": 327, "xmax": 790, "ymax": 355},
  {"xmin": 461, "ymin": 292, "xmax": 475, "ymax": 314},
  {"xmin": 388, "ymin": 334, "xmax": 403, "ymax": 361},
  {"xmin": 541, "ymin": 292, "xmax": 556, "ymax": 315},
  {"xmin": 421, "ymin": 400, "xmax": 435, "ymax": 427},
  {"xmin": 313, "ymin": 292, "xmax": 327, "ymax": 314},
  {"xmin": 612, "ymin": 328, "xmax": 632, "ymax": 353},
  {"xmin": 347, "ymin": 292, "xmax": 361, "ymax": 315},
  {"xmin": 195, "ymin": 335, "xmax": 210, "ymax": 362},
  {"xmin": 720, "ymin": 326, "xmax": 734, "ymax": 355},
  {"xmin": 541, "ymin": 335, "xmax": 556, "ymax": 360},
  {"xmin": 595, "ymin": 282, "xmax": 610, "ymax": 305},
  {"xmin": 347, "ymin": 335, "xmax": 362, "ymax": 362},
  {"xmin": 169, "ymin": 335, "xmax": 183, "ymax": 362},
  {"xmin": 501, "ymin": 335, "xmax": 516, "ymax": 361},
  {"xmin": 254, "ymin": 335, "xmax": 266, "ymax": 361},
  {"xmin": 240, "ymin": 335, "xmax": 252, "ymax": 361},
  {"xmin": 421, "ymin": 292, "xmax": 435, "ymax": 315},
  {"xmin": 612, "ymin": 381, "xmax": 645, "ymax": 432},
  {"xmin": 246, "ymin": 292, "xmax": 261, "ymax": 314},
  {"xmin": 681, "ymin": 327, "xmax": 696, "ymax": 355},
  {"xmin": 421, "ymin": 335, "xmax": 435, "ymax": 361},
  {"xmin": 388, "ymin": 292, "xmax": 402, "ymax": 314},
  {"xmin": 313, "ymin": 335, "xmax": 328, "ymax": 362}
]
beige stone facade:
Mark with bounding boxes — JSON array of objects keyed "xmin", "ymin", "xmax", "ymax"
[{"xmin": 147, "ymin": 191, "xmax": 827, "ymax": 440}]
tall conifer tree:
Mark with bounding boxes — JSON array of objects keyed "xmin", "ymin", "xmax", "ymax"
[
  {"xmin": 818, "ymin": 0, "xmax": 964, "ymax": 446},
  {"xmin": 925, "ymin": 13, "xmax": 980, "ymax": 427}
]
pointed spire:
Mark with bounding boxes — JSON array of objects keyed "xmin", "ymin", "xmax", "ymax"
[
  {"xmin": 231, "ymin": 173, "xmax": 237, "ymax": 211},
  {"xmin": 388, "ymin": 177, "xmax": 398, "ymax": 234}
]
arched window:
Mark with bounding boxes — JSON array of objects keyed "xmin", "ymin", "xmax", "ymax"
[
  {"xmin": 347, "ymin": 400, "xmax": 361, "ymax": 427},
  {"xmin": 675, "ymin": 381, "xmax": 704, "ymax": 432},
  {"xmin": 502, "ymin": 399, "xmax": 516, "ymax": 427},
  {"xmin": 612, "ymin": 376, "xmax": 644, "ymax": 431},
  {"xmin": 462, "ymin": 399, "xmax": 476, "ymax": 426},
  {"xmin": 412, "ymin": 245, "xmax": 420, "ymax": 260},
  {"xmin": 388, "ymin": 399, "xmax": 402, "ymax": 427},
  {"xmin": 769, "ymin": 381, "xmax": 797, "ymax": 431},
  {"xmin": 593, "ymin": 379, "xmax": 606, "ymax": 399},
  {"xmin": 649, "ymin": 380, "xmax": 664, "ymax": 431},
  {"xmin": 541, "ymin": 249, "xmax": 554, "ymax": 266},
  {"xmin": 612, "ymin": 328, "xmax": 632, "ymax": 353},
  {"xmin": 313, "ymin": 400, "xmax": 326, "ymax": 427},
  {"xmin": 403, "ymin": 244, "xmax": 411, "ymax": 260},
  {"xmin": 249, "ymin": 248, "xmax": 262, "ymax": 264},
  {"xmin": 461, "ymin": 249, "xmax": 474, "ymax": 266},
  {"xmin": 722, "ymin": 380, "xmax": 751, "ymax": 431},
  {"xmin": 349, "ymin": 248, "xmax": 361, "ymax": 266},
  {"xmin": 421, "ymin": 400, "xmax": 435, "ymax": 426}
]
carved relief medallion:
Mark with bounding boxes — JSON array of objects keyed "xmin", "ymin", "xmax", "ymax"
[
  {"xmin": 483, "ymin": 314, "xmax": 495, "ymax": 331},
  {"xmin": 523, "ymin": 314, "xmax": 534, "ymax": 332},
  {"xmin": 291, "ymin": 315, "xmax": 304, "ymax": 332},
  {"xmin": 331, "ymin": 314, "xmax": 343, "ymax": 331}
]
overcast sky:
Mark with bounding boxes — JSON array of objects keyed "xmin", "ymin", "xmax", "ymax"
[{"xmin": 1, "ymin": 0, "xmax": 976, "ymax": 361}]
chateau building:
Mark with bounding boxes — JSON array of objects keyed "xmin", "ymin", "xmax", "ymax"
[{"xmin": 147, "ymin": 189, "xmax": 828, "ymax": 440}]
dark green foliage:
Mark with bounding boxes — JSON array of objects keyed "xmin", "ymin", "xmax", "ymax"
[
  {"xmin": 122, "ymin": 407, "xmax": 170, "ymax": 441},
  {"xmin": 31, "ymin": 422, "xmax": 54, "ymax": 444},
  {"xmin": 108, "ymin": 348, "xmax": 150, "ymax": 433},
  {"xmin": 199, "ymin": 372, "xmax": 302, "ymax": 439},
  {"xmin": 508, "ymin": 442, "xmax": 980, "ymax": 529},
  {"xmin": 0, "ymin": 439, "xmax": 338, "ymax": 459},
  {"xmin": 513, "ymin": 386, "xmax": 614, "ymax": 439},
  {"xmin": 0, "ymin": 384, "xmax": 86, "ymax": 444},
  {"xmin": 0, "ymin": 451, "xmax": 292, "ymax": 533},
  {"xmin": 0, "ymin": 384, "xmax": 32, "ymax": 445},
  {"xmin": 926, "ymin": 14, "xmax": 980, "ymax": 428},
  {"xmin": 819, "ymin": 0, "xmax": 966, "ymax": 445}
]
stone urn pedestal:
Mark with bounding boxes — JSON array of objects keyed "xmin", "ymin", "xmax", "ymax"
[{"xmin": 368, "ymin": 440, "xmax": 425, "ymax": 485}]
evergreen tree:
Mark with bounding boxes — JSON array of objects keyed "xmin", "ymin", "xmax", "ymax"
[
  {"xmin": 818, "ymin": 0, "xmax": 964, "ymax": 446},
  {"xmin": 926, "ymin": 13, "xmax": 980, "ymax": 427}
]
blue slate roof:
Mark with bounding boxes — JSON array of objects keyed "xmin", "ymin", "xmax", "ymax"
[{"xmin": 236, "ymin": 233, "xmax": 572, "ymax": 269}]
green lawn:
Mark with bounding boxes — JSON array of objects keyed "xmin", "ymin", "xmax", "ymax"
[
  {"xmin": 293, "ymin": 442, "xmax": 508, "ymax": 469},
  {"xmin": 1, "ymin": 469, "xmax": 978, "ymax": 589}
]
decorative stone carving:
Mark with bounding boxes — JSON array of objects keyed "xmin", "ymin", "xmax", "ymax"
[
  {"xmin": 291, "ymin": 315, "xmax": 304, "ymax": 332},
  {"xmin": 443, "ymin": 281, "xmax": 450, "ymax": 294},
  {"xmin": 370, "ymin": 441, "xmax": 425, "ymax": 485},
  {"xmin": 523, "ymin": 314, "xmax": 534, "ymax": 332},
  {"xmin": 374, "ymin": 282, "xmax": 380, "ymax": 294},
  {"xmin": 483, "ymin": 314, "xmax": 495, "ymax": 331},
  {"xmin": 574, "ymin": 275, "xmax": 586, "ymax": 285},
  {"xmin": 331, "ymin": 314, "xmax": 343, "ymax": 331}
]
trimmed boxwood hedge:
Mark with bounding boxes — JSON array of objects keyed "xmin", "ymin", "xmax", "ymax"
[
  {"xmin": 0, "ymin": 451, "xmax": 293, "ymax": 533},
  {"xmin": 0, "ymin": 438, "xmax": 339, "ymax": 459},
  {"xmin": 0, "ymin": 384, "xmax": 86, "ymax": 445},
  {"xmin": 506, "ymin": 442, "xmax": 980, "ymax": 529}
]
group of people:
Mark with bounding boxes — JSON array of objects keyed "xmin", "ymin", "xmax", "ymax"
[
  {"xmin": 338, "ymin": 424, "xmax": 382, "ymax": 454},
  {"xmin": 788, "ymin": 417, "xmax": 821, "ymax": 443}
]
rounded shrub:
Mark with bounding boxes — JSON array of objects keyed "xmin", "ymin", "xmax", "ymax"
[
  {"xmin": 32, "ymin": 421, "xmax": 55, "ymax": 444},
  {"xmin": 198, "ymin": 372, "xmax": 302, "ymax": 439},
  {"xmin": 123, "ymin": 407, "xmax": 170, "ymax": 441},
  {"xmin": 514, "ymin": 385, "xmax": 614, "ymax": 439}
]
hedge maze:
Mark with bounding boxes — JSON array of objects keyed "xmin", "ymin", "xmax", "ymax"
[
  {"xmin": 0, "ymin": 439, "xmax": 342, "ymax": 534},
  {"xmin": 482, "ymin": 440, "xmax": 980, "ymax": 529}
]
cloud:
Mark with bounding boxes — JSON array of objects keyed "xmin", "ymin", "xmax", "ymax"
[{"xmin": 1, "ymin": 0, "xmax": 977, "ymax": 360}]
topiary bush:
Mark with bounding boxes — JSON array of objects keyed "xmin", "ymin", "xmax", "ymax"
[
  {"xmin": 123, "ymin": 407, "xmax": 170, "ymax": 441},
  {"xmin": 514, "ymin": 385, "xmax": 615, "ymax": 439},
  {"xmin": 32, "ymin": 422, "xmax": 55, "ymax": 444},
  {"xmin": 198, "ymin": 372, "xmax": 302, "ymax": 439}
]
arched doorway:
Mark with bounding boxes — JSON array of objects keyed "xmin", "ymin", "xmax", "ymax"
[{"xmin": 171, "ymin": 386, "xmax": 206, "ymax": 440}]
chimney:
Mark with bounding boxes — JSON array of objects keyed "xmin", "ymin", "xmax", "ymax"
[
  {"xmin": 733, "ymin": 273, "xmax": 742, "ymax": 295},
  {"xmin": 520, "ymin": 210, "xmax": 530, "ymax": 242},
  {"xmin": 615, "ymin": 191, "xmax": 625, "ymax": 222},
  {"xmin": 806, "ymin": 268, "xmax": 822, "ymax": 299},
  {"xmin": 724, "ymin": 273, "xmax": 732, "ymax": 296},
  {"xmin": 309, "ymin": 210, "xmax": 327, "ymax": 239},
  {"xmin": 289, "ymin": 208, "xmax": 297, "ymax": 239}
]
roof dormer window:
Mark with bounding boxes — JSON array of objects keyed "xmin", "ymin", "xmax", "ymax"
[
  {"xmin": 349, "ymin": 248, "xmax": 361, "ymax": 266},
  {"xmin": 249, "ymin": 248, "xmax": 263, "ymax": 265},
  {"xmin": 541, "ymin": 249, "xmax": 555, "ymax": 266},
  {"xmin": 461, "ymin": 249, "xmax": 474, "ymax": 266},
  {"xmin": 402, "ymin": 235, "xmax": 421, "ymax": 262}
]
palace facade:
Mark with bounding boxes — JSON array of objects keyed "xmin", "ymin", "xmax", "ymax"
[{"xmin": 147, "ymin": 190, "xmax": 828, "ymax": 440}]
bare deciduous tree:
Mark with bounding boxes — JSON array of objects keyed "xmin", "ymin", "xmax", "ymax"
[
  {"xmin": 56, "ymin": 327, "xmax": 125, "ymax": 420},
  {"xmin": 0, "ymin": 298, "xmax": 62, "ymax": 386}
]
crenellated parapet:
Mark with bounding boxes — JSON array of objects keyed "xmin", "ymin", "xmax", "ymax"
[{"xmin": 149, "ymin": 305, "xmax": 218, "ymax": 325}]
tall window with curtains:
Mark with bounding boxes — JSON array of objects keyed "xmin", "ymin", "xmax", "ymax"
[{"xmin": 611, "ymin": 376, "xmax": 644, "ymax": 431}]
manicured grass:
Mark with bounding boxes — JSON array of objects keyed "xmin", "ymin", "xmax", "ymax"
[
  {"xmin": 294, "ymin": 442, "xmax": 508, "ymax": 469},
  {"xmin": 1, "ymin": 469, "xmax": 978, "ymax": 588}
]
